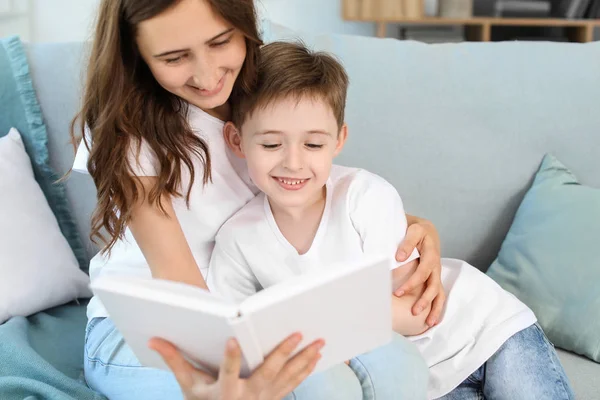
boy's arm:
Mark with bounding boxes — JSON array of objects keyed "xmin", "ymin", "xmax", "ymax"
[
  {"xmin": 207, "ymin": 236, "xmax": 262, "ymax": 303},
  {"xmin": 349, "ymin": 172, "xmax": 429, "ymax": 336},
  {"xmin": 349, "ymin": 172, "xmax": 419, "ymax": 273}
]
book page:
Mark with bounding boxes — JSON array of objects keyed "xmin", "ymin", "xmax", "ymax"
[
  {"xmin": 238, "ymin": 257, "xmax": 394, "ymax": 373},
  {"xmin": 92, "ymin": 276, "xmax": 246, "ymax": 375},
  {"xmin": 229, "ymin": 314, "xmax": 264, "ymax": 377},
  {"xmin": 94, "ymin": 275, "xmax": 240, "ymax": 316}
]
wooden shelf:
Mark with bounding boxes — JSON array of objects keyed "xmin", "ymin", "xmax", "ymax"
[
  {"xmin": 342, "ymin": 6, "xmax": 600, "ymax": 42},
  {"xmin": 352, "ymin": 16, "xmax": 600, "ymax": 27}
]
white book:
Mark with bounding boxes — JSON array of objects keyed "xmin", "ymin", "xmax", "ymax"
[{"xmin": 91, "ymin": 256, "xmax": 394, "ymax": 377}]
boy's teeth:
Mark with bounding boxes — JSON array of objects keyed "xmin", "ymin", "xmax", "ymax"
[{"xmin": 279, "ymin": 178, "xmax": 304, "ymax": 185}]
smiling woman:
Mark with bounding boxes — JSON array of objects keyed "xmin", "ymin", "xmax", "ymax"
[
  {"xmin": 72, "ymin": 0, "xmax": 262, "ymax": 255},
  {"xmin": 136, "ymin": 1, "xmax": 247, "ymax": 118}
]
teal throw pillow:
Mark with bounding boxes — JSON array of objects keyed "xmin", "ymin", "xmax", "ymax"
[{"xmin": 487, "ymin": 154, "xmax": 600, "ymax": 362}]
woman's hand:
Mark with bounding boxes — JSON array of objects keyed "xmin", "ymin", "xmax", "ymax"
[
  {"xmin": 394, "ymin": 215, "xmax": 445, "ymax": 327},
  {"xmin": 149, "ymin": 334, "xmax": 323, "ymax": 400}
]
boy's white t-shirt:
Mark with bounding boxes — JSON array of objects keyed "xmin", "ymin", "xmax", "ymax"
[
  {"xmin": 72, "ymin": 105, "xmax": 262, "ymax": 320},
  {"xmin": 207, "ymin": 168, "xmax": 537, "ymax": 399}
]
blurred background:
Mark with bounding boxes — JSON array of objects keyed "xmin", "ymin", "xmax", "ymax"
[{"xmin": 1, "ymin": 0, "xmax": 598, "ymax": 44}]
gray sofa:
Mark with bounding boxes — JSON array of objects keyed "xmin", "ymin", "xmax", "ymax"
[{"xmin": 27, "ymin": 33, "xmax": 600, "ymax": 398}]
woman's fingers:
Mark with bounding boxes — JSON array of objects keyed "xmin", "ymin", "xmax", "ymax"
[
  {"xmin": 425, "ymin": 276, "xmax": 446, "ymax": 326},
  {"xmin": 396, "ymin": 223, "xmax": 424, "ymax": 262},
  {"xmin": 217, "ymin": 339, "xmax": 243, "ymax": 399},
  {"xmin": 398, "ymin": 261, "xmax": 432, "ymax": 296},
  {"xmin": 412, "ymin": 273, "xmax": 442, "ymax": 317},
  {"xmin": 398, "ymin": 234, "xmax": 440, "ymax": 295},
  {"xmin": 251, "ymin": 333, "xmax": 304, "ymax": 388},
  {"xmin": 268, "ymin": 339, "xmax": 324, "ymax": 399},
  {"xmin": 148, "ymin": 338, "xmax": 213, "ymax": 389}
]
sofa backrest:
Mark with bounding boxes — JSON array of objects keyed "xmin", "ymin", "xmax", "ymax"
[
  {"xmin": 26, "ymin": 42, "xmax": 99, "ymax": 262},
  {"xmin": 27, "ymin": 37, "xmax": 600, "ymax": 270}
]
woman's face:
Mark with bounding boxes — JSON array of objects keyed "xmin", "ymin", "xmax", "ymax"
[{"xmin": 136, "ymin": 0, "xmax": 247, "ymax": 117}]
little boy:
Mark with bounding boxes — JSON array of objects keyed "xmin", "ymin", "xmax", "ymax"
[{"xmin": 207, "ymin": 42, "xmax": 574, "ymax": 399}]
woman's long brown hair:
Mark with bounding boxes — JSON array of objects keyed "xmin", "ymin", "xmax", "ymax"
[{"xmin": 71, "ymin": 0, "xmax": 262, "ymax": 254}]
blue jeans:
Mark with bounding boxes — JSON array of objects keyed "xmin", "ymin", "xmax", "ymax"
[
  {"xmin": 439, "ymin": 323, "xmax": 575, "ymax": 400},
  {"xmin": 84, "ymin": 317, "xmax": 428, "ymax": 400}
]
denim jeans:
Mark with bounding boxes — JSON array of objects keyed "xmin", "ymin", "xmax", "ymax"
[
  {"xmin": 84, "ymin": 317, "xmax": 428, "ymax": 400},
  {"xmin": 438, "ymin": 323, "xmax": 575, "ymax": 400}
]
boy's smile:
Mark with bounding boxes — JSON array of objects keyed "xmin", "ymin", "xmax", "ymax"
[{"xmin": 273, "ymin": 177, "xmax": 311, "ymax": 191}]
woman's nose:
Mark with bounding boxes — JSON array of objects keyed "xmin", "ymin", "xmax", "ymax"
[{"xmin": 192, "ymin": 57, "xmax": 220, "ymax": 92}]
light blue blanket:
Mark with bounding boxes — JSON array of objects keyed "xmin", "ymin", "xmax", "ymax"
[{"xmin": 0, "ymin": 301, "xmax": 105, "ymax": 400}]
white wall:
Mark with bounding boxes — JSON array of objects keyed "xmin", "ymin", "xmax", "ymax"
[
  {"xmin": 0, "ymin": 0, "xmax": 374, "ymax": 43},
  {"xmin": 0, "ymin": 0, "xmax": 32, "ymax": 41},
  {"xmin": 256, "ymin": 0, "xmax": 375, "ymax": 36},
  {"xmin": 30, "ymin": 0, "xmax": 99, "ymax": 43}
]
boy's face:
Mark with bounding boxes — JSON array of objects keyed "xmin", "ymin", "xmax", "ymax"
[{"xmin": 226, "ymin": 96, "xmax": 347, "ymax": 210}]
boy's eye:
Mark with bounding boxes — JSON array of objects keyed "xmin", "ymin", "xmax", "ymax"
[
  {"xmin": 210, "ymin": 38, "xmax": 232, "ymax": 48},
  {"xmin": 261, "ymin": 144, "xmax": 280, "ymax": 149},
  {"xmin": 306, "ymin": 143, "xmax": 324, "ymax": 149}
]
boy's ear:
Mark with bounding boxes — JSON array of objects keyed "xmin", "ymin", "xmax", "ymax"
[
  {"xmin": 333, "ymin": 124, "xmax": 348, "ymax": 157},
  {"xmin": 223, "ymin": 121, "xmax": 245, "ymax": 158}
]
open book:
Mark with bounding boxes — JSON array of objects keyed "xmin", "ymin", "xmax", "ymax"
[{"xmin": 91, "ymin": 256, "xmax": 394, "ymax": 377}]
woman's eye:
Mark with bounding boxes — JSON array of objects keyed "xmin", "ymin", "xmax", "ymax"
[
  {"xmin": 165, "ymin": 55, "xmax": 186, "ymax": 65},
  {"xmin": 306, "ymin": 143, "xmax": 324, "ymax": 149},
  {"xmin": 210, "ymin": 38, "xmax": 232, "ymax": 48},
  {"xmin": 261, "ymin": 144, "xmax": 280, "ymax": 149}
]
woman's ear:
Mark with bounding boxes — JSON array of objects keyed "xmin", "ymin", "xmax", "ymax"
[
  {"xmin": 223, "ymin": 122, "xmax": 245, "ymax": 158},
  {"xmin": 333, "ymin": 124, "xmax": 348, "ymax": 157}
]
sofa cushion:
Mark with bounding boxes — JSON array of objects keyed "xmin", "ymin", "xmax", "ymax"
[
  {"xmin": 487, "ymin": 154, "xmax": 600, "ymax": 363},
  {"xmin": 0, "ymin": 129, "xmax": 91, "ymax": 324},
  {"xmin": 557, "ymin": 348, "xmax": 600, "ymax": 400},
  {"xmin": 0, "ymin": 36, "xmax": 88, "ymax": 271}
]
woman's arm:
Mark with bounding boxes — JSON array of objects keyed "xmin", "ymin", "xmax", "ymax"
[
  {"xmin": 395, "ymin": 214, "xmax": 445, "ymax": 327},
  {"xmin": 128, "ymin": 177, "xmax": 206, "ymax": 288}
]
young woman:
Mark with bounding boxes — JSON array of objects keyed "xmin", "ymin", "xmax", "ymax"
[{"xmin": 72, "ymin": 1, "xmax": 445, "ymax": 399}]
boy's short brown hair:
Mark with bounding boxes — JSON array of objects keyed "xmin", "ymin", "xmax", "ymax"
[{"xmin": 231, "ymin": 41, "xmax": 349, "ymax": 129}]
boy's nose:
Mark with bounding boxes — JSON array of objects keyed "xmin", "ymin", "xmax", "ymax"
[{"xmin": 282, "ymin": 147, "xmax": 303, "ymax": 171}]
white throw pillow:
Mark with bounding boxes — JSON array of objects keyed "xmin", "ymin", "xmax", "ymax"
[{"xmin": 0, "ymin": 128, "xmax": 91, "ymax": 324}]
